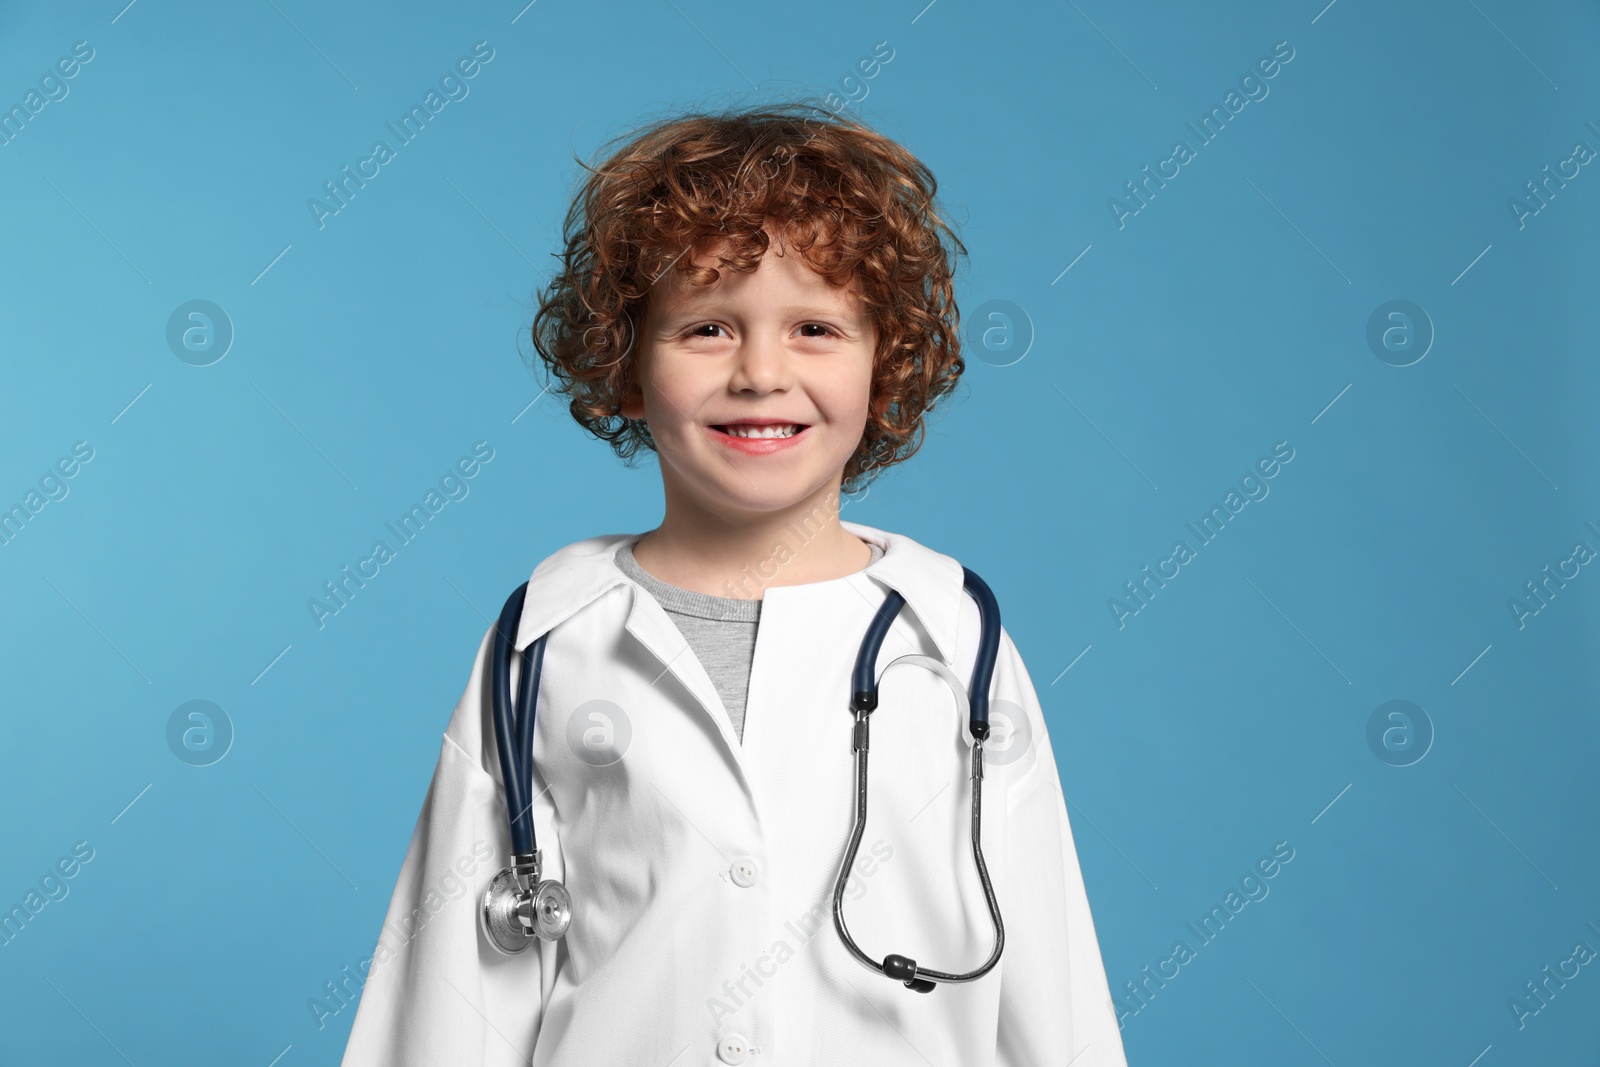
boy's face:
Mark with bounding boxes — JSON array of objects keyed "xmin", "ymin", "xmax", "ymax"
[{"xmin": 622, "ymin": 231, "xmax": 876, "ymax": 521}]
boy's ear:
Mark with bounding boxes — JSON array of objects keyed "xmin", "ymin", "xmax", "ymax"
[{"xmin": 619, "ymin": 383, "xmax": 645, "ymax": 420}]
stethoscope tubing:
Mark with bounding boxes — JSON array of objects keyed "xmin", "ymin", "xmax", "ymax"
[
  {"xmin": 491, "ymin": 582, "xmax": 547, "ymax": 858},
  {"xmin": 833, "ymin": 567, "xmax": 1007, "ymax": 989}
]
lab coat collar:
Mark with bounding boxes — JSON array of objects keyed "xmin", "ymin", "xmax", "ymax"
[{"xmin": 511, "ymin": 519, "xmax": 968, "ymax": 666}]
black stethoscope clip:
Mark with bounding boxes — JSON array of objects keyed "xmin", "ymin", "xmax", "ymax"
[{"xmin": 882, "ymin": 954, "xmax": 939, "ymax": 995}]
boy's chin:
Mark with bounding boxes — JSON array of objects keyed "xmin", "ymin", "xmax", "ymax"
[{"xmin": 697, "ymin": 478, "xmax": 844, "ymax": 521}]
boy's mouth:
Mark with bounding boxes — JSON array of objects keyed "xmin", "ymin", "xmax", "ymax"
[{"xmin": 710, "ymin": 422, "xmax": 809, "ymax": 439}]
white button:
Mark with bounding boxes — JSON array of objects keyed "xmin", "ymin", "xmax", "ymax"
[
  {"xmin": 729, "ymin": 856, "xmax": 760, "ymax": 887},
  {"xmin": 717, "ymin": 1032, "xmax": 751, "ymax": 1064}
]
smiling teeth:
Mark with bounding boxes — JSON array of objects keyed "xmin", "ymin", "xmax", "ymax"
[{"xmin": 722, "ymin": 424, "xmax": 800, "ymax": 439}]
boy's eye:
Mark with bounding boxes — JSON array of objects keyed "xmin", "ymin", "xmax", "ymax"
[{"xmin": 684, "ymin": 323, "xmax": 837, "ymax": 339}]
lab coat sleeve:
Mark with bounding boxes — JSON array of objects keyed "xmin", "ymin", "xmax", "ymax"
[
  {"xmin": 992, "ymin": 628, "xmax": 1128, "ymax": 1067},
  {"xmin": 341, "ymin": 630, "xmax": 552, "ymax": 1067}
]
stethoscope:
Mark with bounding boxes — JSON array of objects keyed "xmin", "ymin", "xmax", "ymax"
[{"xmin": 479, "ymin": 566, "xmax": 1006, "ymax": 994}]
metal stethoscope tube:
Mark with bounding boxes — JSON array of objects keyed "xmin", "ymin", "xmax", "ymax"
[{"xmin": 831, "ymin": 569, "xmax": 1006, "ymax": 993}]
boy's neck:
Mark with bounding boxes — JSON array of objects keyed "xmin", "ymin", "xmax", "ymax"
[{"xmin": 630, "ymin": 489, "xmax": 872, "ymax": 600}]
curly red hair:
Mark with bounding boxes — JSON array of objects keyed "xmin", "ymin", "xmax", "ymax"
[{"xmin": 528, "ymin": 102, "xmax": 968, "ymax": 494}]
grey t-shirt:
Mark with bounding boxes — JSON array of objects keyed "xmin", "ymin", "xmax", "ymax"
[{"xmin": 613, "ymin": 538, "xmax": 885, "ymax": 744}]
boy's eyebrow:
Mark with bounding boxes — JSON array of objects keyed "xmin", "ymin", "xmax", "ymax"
[
  {"xmin": 654, "ymin": 300, "xmax": 868, "ymax": 321},
  {"xmin": 773, "ymin": 304, "xmax": 870, "ymax": 323}
]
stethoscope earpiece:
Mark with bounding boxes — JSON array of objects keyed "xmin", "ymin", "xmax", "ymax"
[{"xmin": 883, "ymin": 954, "xmax": 938, "ymax": 994}]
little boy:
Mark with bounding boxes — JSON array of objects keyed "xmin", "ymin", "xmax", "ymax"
[{"xmin": 342, "ymin": 103, "xmax": 1127, "ymax": 1066}]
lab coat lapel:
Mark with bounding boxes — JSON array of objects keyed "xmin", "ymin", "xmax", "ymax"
[
  {"xmin": 840, "ymin": 519, "xmax": 967, "ymax": 667},
  {"xmin": 510, "ymin": 531, "xmax": 748, "ymax": 769},
  {"xmin": 620, "ymin": 582, "xmax": 748, "ymax": 761}
]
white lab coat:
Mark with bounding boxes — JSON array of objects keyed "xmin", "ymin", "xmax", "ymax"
[{"xmin": 341, "ymin": 520, "xmax": 1127, "ymax": 1066}]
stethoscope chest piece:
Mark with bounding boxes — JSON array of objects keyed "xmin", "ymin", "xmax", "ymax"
[{"xmin": 480, "ymin": 850, "xmax": 572, "ymax": 955}]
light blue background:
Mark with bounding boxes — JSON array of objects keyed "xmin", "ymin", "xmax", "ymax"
[{"xmin": 2, "ymin": 0, "xmax": 1597, "ymax": 1063}]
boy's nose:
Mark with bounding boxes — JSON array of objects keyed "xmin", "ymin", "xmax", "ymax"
[{"xmin": 728, "ymin": 331, "xmax": 794, "ymax": 392}]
